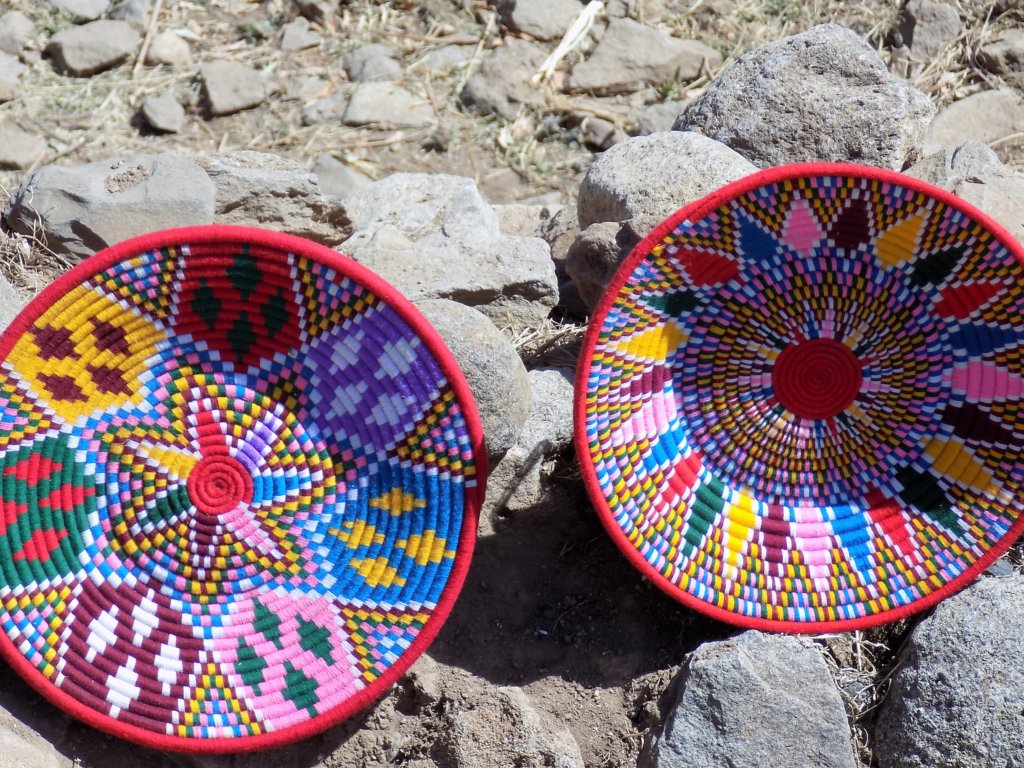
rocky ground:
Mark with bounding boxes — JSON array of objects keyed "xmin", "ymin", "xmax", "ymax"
[{"xmin": 2, "ymin": 1, "xmax": 1024, "ymax": 767}]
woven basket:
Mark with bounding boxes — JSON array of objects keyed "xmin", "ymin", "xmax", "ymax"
[
  {"xmin": 0, "ymin": 225, "xmax": 485, "ymax": 751},
  {"xmin": 576, "ymin": 163, "xmax": 1024, "ymax": 631}
]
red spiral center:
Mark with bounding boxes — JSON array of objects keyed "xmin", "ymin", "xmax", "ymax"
[
  {"xmin": 772, "ymin": 338, "xmax": 863, "ymax": 420},
  {"xmin": 187, "ymin": 455, "xmax": 253, "ymax": 515}
]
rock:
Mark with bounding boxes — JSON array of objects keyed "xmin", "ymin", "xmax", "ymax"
[
  {"xmin": 634, "ymin": 100, "xmax": 687, "ymax": 136},
  {"xmin": 283, "ymin": 73, "xmax": 327, "ymax": 102},
  {"xmin": 542, "ymin": 205, "xmax": 579, "ymax": 266},
  {"xmin": 438, "ymin": 686, "xmax": 584, "ymax": 768},
  {"xmin": 906, "ymin": 141, "xmax": 1024, "ymax": 246},
  {"xmin": 200, "ymin": 60, "xmax": 267, "ymax": 116},
  {"xmin": 145, "ymin": 30, "xmax": 193, "ymax": 70},
  {"xmin": 294, "ymin": 0, "xmax": 337, "ymax": 23},
  {"xmin": 343, "ymin": 82, "xmax": 434, "ymax": 128},
  {"xmin": 895, "ymin": 0, "xmax": 963, "ymax": 60},
  {"xmin": 139, "ymin": 93, "xmax": 185, "ymax": 133},
  {"xmin": 925, "ymin": 88, "xmax": 1024, "ymax": 154},
  {"xmin": 193, "ymin": 151, "xmax": 350, "ymax": 245},
  {"xmin": 0, "ymin": 721, "xmax": 66, "ymax": 768},
  {"xmin": 2, "ymin": 154, "xmax": 216, "ymax": 260},
  {"xmin": 49, "ymin": 0, "xmax": 109, "ymax": 22},
  {"xmin": 497, "ymin": 0, "xmax": 583, "ymax": 42},
  {"xmin": 978, "ymin": 28, "xmax": 1024, "ymax": 75},
  {"xmin": 461, "ymin": 38, "xmax": 547, "ymax": 120},
  {"xmin": 674, "ymin": 23, "xmax": 935, "ymax": 169},
  {"xmin": 653, "ymin": 632, "xmax": 857, "ymax": 768},
  {"xmin": 0, "ymin": 11, "xmax": 34, "ymax": 57},
  {"xmin": 343, "ymin": 43, "xmax": 402, "ymax": 81},
  {"xmin": 415, "ymin": 299, "xmax": 531, "ymax": 457},
  {"xmin": 312, "ymin": 152, "xmax": 373, "ymax": 198},
  {"xmin": 0, "ymin": 273, "xmax": 23, "ymax": 334},
  {"xmin": 486, "ymin": 367, "xmax": 574, "ymax": 513},
  {"xmin": 0, "ymin": 126, "xmax": 46, "ymax": 171},
  {"xmin": 875, "ymin": 576, "xmax": 1024, "ymax": 768},
  {"xmin": 566, "ymin": 221, "xmax": 638, "ymax": 309},
  {"xmin": 493, "ymin": 203, "xmax": 563, "ymax": 239},
  {"xmin": 402, "ymin": 654, "xmax": 445, "ymax": 707},
  {"xmin": 46, "ymin": 20, "xmax": 141, "ymax": 77},
  {"xmin": 301, "ymin": 85, "xmax": 353, "ymax": 124},
  {"xmin": 108, "ymin": 0, "xmax": 152, "ymax": 31},
  {"xmin": 577, "ymin": 131, "xmax": 756, "ymax": 233},
  {"xmin": 581, "ymin": 115, "xmax": 624, "ymax": 150},
  {"xmin": 0, "ymin": 52, "xmax": 26, "ymax": 103},
  {"xmin": 415, "ymin": 44, "xmax": 472, "ymax": 72},
  {"xmin": 280, "ymin": 17, "xmax": 322, "ymax": 52},
  {"xmin": 568, "ymin": 18, "xmax": 721, "ymax": 94},
  {"xmin": 342, "ymin": 173, "xmax": 558, "ymax": 328}
]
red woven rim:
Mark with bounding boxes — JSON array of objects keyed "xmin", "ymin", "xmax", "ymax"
[
  {"xmin": 574, "ymin": 161, "xmax": 1024, "ymax": 633},
  {"xmin": 0, "ymin": 225, "xmax": 487, "ymax": 752}
]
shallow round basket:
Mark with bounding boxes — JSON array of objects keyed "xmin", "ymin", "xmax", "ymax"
[
  {"xmin": 575, "ymin": 162, "xmax": 1024, "ymax": 632},
  {"xmin": 0, "ymin": 225, "xmax": 485, "ymax": 751}
]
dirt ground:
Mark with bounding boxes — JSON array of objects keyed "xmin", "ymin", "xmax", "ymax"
[{"xmin": 1, "ymin": 1, "xmax": 1023, "ymax": 767}]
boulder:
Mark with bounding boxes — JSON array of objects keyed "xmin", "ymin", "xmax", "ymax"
[
  {"xmin": 2, "ymin": 154, "xmax": 216, "ymax": 260},
  {"xmin": 496, "ymin": 0, "xmax": 583, "ymax": 42},
  {"xmin": 875, "ymin": 576, "xmax": 1024, "ymax": 768},
  {"xmin": 46, "ymin": 20, "xmax": 141, "ymax": 76},
  {"xmin": 652, "ymin": 632, "xmax": 857, "ymax": 768},
  {"xmin": 674, "ymin": 23, "xmax": 934, "ymax": 169},
  {"xmin": 924, "ymin": 88, "xmax": 1024, "ymax": 154},
  {"xmin": 199, "ymin": 60, "xmax": 267, "ymax": 116},
  {"xmin": 460, "ymin": 38, "xmax": 547, "ymax": 120},
  {"xmin": 415, "ymin": 299, "xmax": 531, "ymax": 458},
  {"xmin": 568, "ymin": 18, "xmax": 721, "ymax": 94},
  {"xmin": 894, "ymin": 0, "xmax": 963, "ymax": 59},
  {"xmin": 193, "ymin": 151, "xmax": 350, "ymax": 245},
  {"xmin": 978, "ymin": 28, "xmax": 1024, "ymax": 75},
  {"xmin": 341, "ymin": 173, "xmax": 558, "ymax": 328}
]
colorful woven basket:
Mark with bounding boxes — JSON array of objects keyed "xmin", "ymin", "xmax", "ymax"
[
  {"xmin": 0, "ymin": 226, "xmax": 484, "ymax": 751},
  {"xmin": 576, "ymin": 163, "xmax": 1024, "ymax": 632}
]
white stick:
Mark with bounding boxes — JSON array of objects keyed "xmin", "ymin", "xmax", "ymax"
[{"xmin": 532, "ymin": 1, "xmax": 605, "ymax": 85}]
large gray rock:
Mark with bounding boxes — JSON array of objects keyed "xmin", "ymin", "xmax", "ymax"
[
  {"xmin": 438, "ymin": 685, "xmax": 584, "ymax": 768},
  {"xmin": 415, "ymin": 299, "xmax": 531, "ymax": 458},
  {"xmin": 2, "ymin": 154, "xmax": 216, "ymax": 260},
  {"xmin": 569, "ymin": 18, "xmax": 721, "ymax": 94},
  {"xmin": 674, "ymin": 23, "xmax": 934, "ymax": 169},
  {"xmin": 486, "ymin": 367, "xmax": 574, "ymax": 513},
  {"xmin": 342, "ymin": 43, "xmax": 402, "ymax": 82},
  {"xmin": 978, "ymin": 28, "xmax": 1024, "ymax": 75},
  {"xmin": 343, "ymin": 82, "xmax": 434, "ymax": 128},
  {"xmin": 895, "ymin": 0, "xmax": 963, "ymax": 60},
  {"xmin": 200, "ymin": 60, "xmax": 267, "ymax": 116},
  {"xmin": 46, "ymin": 20, "xmax": 141, "ymax": 76},
  {"xmin": 925, "ymin": 88, "xmax": 1024, "ymax": 154},
  {"xmin": 577, "ymin": 130, "xmax": 756, "ymax": 233},
  {"xmin": 653, "ymin": 632, "xmax": 857, "ymax": 768},
  {"xmin": 0, "ymin": 11, "xmax": 33, "ymax": 57},
  {"xmin": 193, "ymin": 151, "xmax": 350, "ymax": 245},
  {"xmin": 497, "ymin": 0, "xmax": 583, "ymax": 42},
  {"xmin": 0, "ymin": 52, "xmax": 25, "ymax": 103},
  {"xmin": 875, "ymin": 576, "xmax": 1024, "ymax": 768},
  {"xmin": 461, "ymin": 38, "xmax": 547, "ymax": 120},
  {"xmin": 342, "ymin": 173, "xmax": 558, "ymax": 328},
  {"xmin": 0, "ymin": 273, "xmax": 23, "ymax": 334}
]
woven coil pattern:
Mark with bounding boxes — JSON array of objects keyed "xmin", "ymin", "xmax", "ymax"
[
  {"xmin": 0, "ymin": 230, "xmax": 479, "ymax": 748},
  {"xmin": 579, "ymin": 169, "xmax": 1024, "ymax": 629}
]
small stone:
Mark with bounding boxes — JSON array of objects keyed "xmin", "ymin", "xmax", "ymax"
[
  {"xmin": 895, "ymin": 0, "xmax": 963, "ymax": 60},
  {"xmin": 438, "ymin": 686, "xmax": 584, "ymax": 768},
  {"xmin": 461, "ymin": 38, "xmax": 547, "ymax": 120},
  {"xmin": 875, "ymin": 576, "xmax": 1024, "ymax": 768},
  {"xmin": 0, "ymin": 126, "xmax": 46, "ymax": 171},
  {"xmin": 924, "ymin": 88, "xmax": 1024, "ymax": 154},
  {"xmin": 49, "ymin": 0, "xmax": 109, "ymax": 22},
  {"xmin": 145, "ymin": 30, "xmax": 193, "ymax": 70},
  {"xmin": 311, "ymin": 153, "xmax": 373, "ymax": 198},
  {"xmin": 0, "ymin": 272, "xmax": 23, "ymax": 334},
  {"xmin": 496, "ymin": 0, "xmax": 583, "ymax": 42},
  {"xmin": 343, "ymin": 43, "xmax": 402, "ymax": 82},
  {"xmin": 46, "ymin": 20, "xmax": 141, "ymax": 77},
  {"xmin": 402, "ymin": 654, "xmax": 445, "ymax": 707},
  {"xmin": 342, "ymin": 82, "xmax": 434, "ymax": 128},
  {"xmin": 280, "ymin": 17, "xmax": 322, "ymax": 52},
  {"xmin": 633, "ymin": 100, "xmax": 687, "ymax": 136},
  {"xmin": 199, "ymin": 60, "xmax": 267, "ymax": 116},
  {"xmin": 0, "ymin": 11, "xmax": 34, "ymax": 57},
  {"xmin": 294, "ymin": 0, "xmax": 337, "ymax": 22},
  {"xmin": 108, "ymin": 0, "xmax": 152, "ymax": 31},
  {"xmin": 581, "ymin": 115, "xmax": 624, "ymax": 150},
  {"xmin": 194, "ymin": 151, "xmax": 350, "ymax": 245},
  {"xmin": 414, "ymin": 44, "xmax": 472, "ymax": 72},
  {"xmin": 653, "ymin": 632, "xmax": 857, "ymax": 768},
  {"xmin": 301, "ymin": 85, "xmax": 353, "ymax": 124},
  {"xmin": 140, "ymin": 93, "xmax": 185, "ymax": 133},
  {"xmin": 977, "ymin": 28, "xmax": 1024, "ymax": 76},
  {"xmin": 566, "ymin": 221, "xmax": 637, "ymax": 309},
  {"xmin": 568, "ymin": 18, "xmax": 722, "ymax": 94},
  {"xmin": 493, "ymin": 203, "xmax": 563, "ymax": 239},
  {"xmin": 283, "ymin": 73, "xmax": 327, "ymax": 102},
  {"xmin": 2, "ymin": 154, "xmax": 216, "ymax": 260},
  {"xmin": 675, "ymin": 23, "xmax": 935, "ymax": 169},
  {"xmin": 415, "ymin": 300, "xmax": 531, "ymax": 458},
  {"xmin": 0, "ymin": 52, "xmax": 26, "ymax": 103}
]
